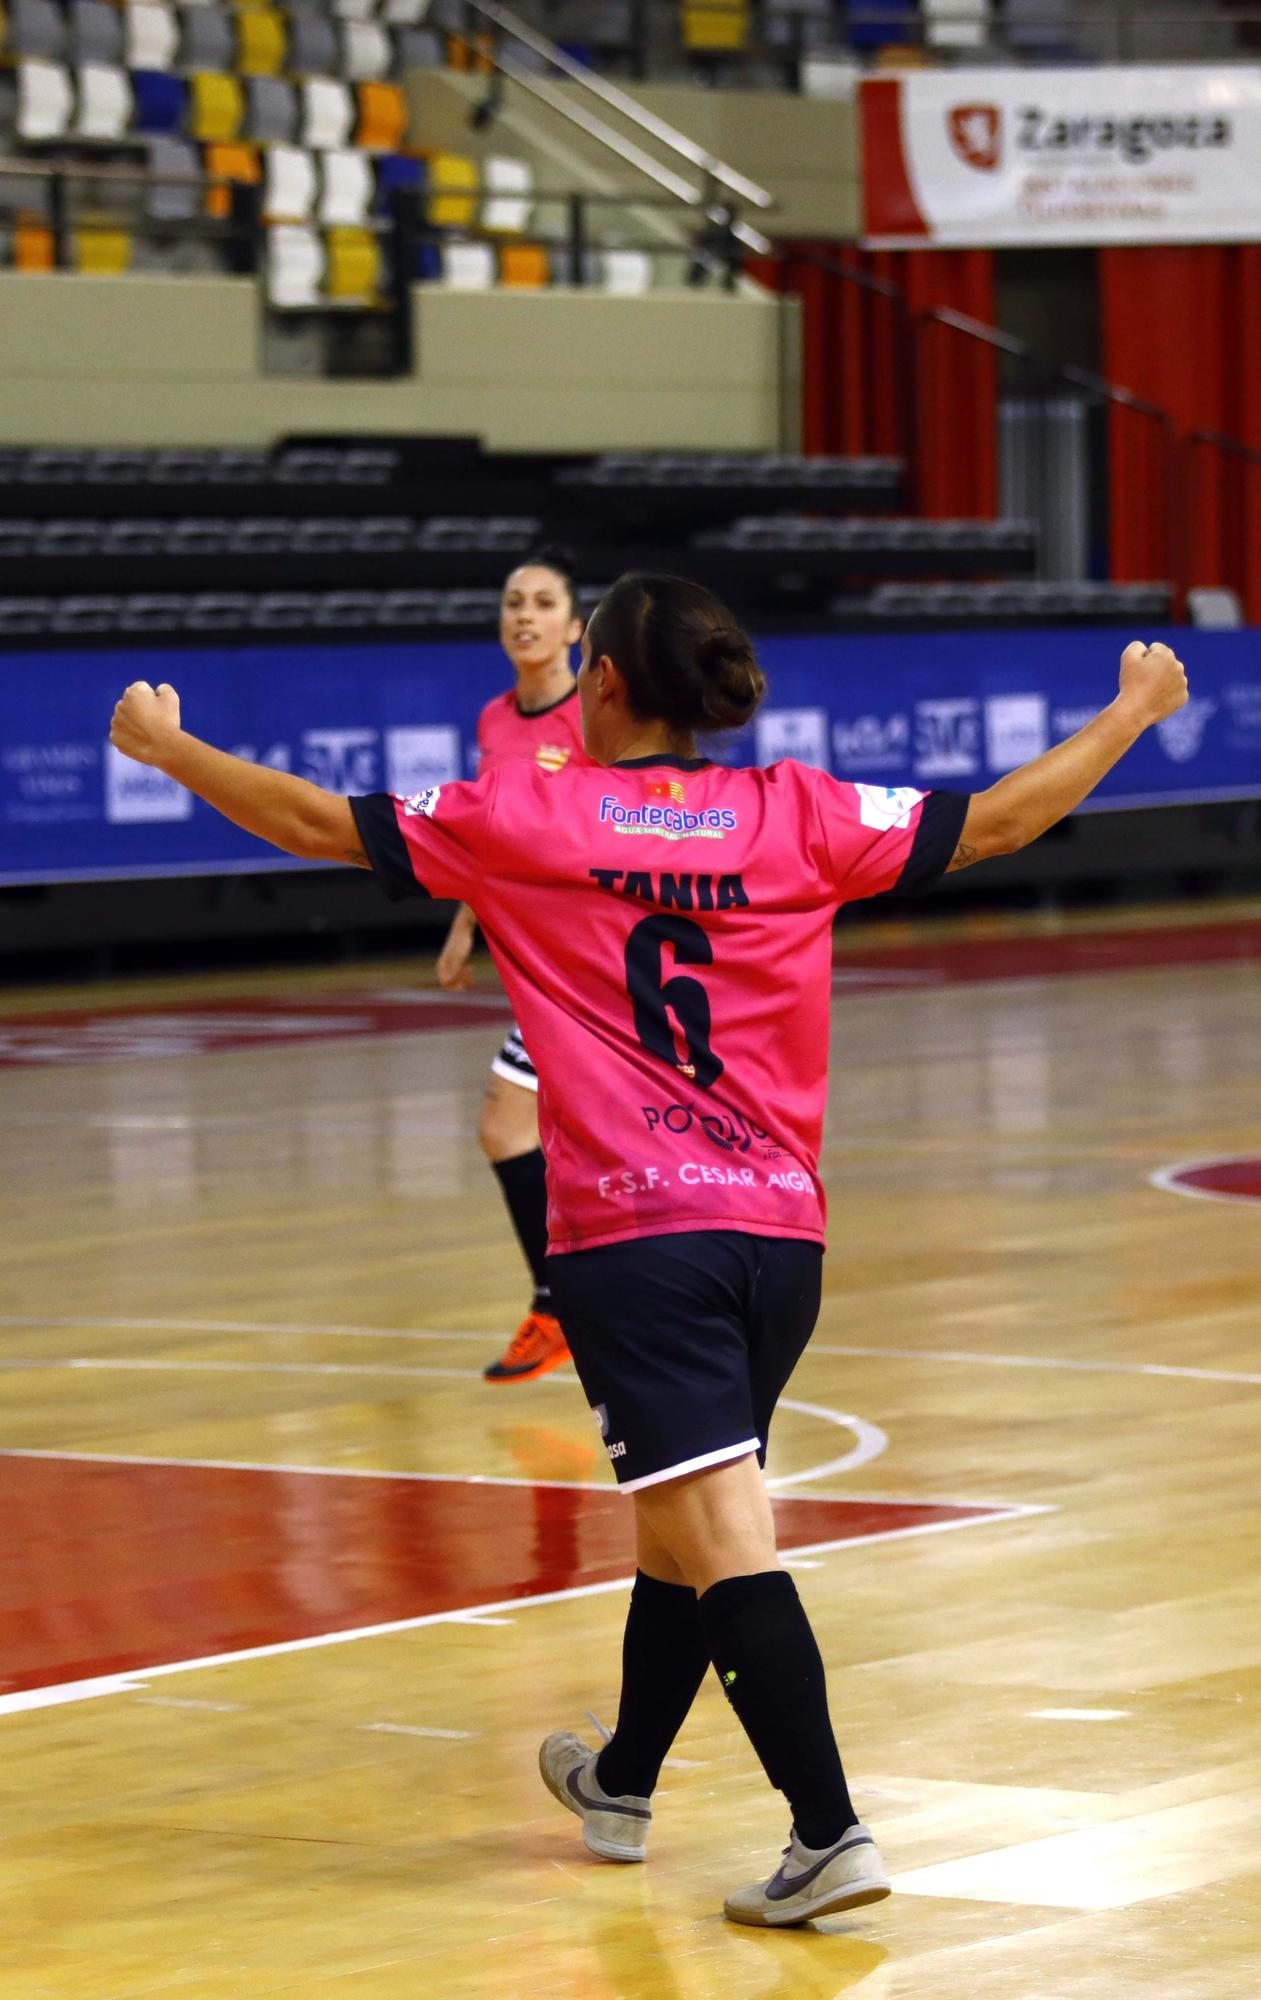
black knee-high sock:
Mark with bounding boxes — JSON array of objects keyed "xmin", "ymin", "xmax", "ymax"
[
  {"xmin": 698, "ymin": 1569, "xmax": 857, "ymax": 1849},
  {"xmin": 491, "ymin": 1148, "xmax": 551, "ymax": 1311},
  {"xmin": 595, "ymin": 1572, "xmax": 710, "ymax": 1800}
]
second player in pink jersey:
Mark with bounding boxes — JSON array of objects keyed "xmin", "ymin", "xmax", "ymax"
[{"xmin": 435, "ymin": 545, "xmax": 588, "ymax": 1385}]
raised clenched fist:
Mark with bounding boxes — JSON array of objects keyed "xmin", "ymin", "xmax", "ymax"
[
  {"xmin": 1117, "ymin": 641, "xmax": 1189, "ymax": 727},
  {"xmin": 110, "ymin": 681, "xmax": 182, "ymax": 767}
]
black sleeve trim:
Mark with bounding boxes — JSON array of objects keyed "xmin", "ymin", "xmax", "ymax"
[
  {"xmin": 349, "ymin": 794, "xmax": 433, "ymax": 903},
  {"xmin": 896, "ymin": 790, "xmax": 971, "ymax": 897}
]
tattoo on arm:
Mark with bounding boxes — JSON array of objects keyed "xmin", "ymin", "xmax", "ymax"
[
  {"xmin": 345, "ymin": 848, "xmax": 372, "ymax": 870},
  {"xmin": 947, "ymin": 841, "xmax": 978, "ymax": 873}
]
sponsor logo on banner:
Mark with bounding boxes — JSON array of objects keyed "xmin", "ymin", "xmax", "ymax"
[
  {"xmin": 385, "ymin": 726, "xmax": 461, "ymax": 797},
  {"xmin": 985, "ymin": 694, "xmax": 1049, "ymax": 772},
  {"xmin": 863, "ymin": 67, "xmax": 1259, "ymax": 249},
  {"xmin": 755, "ymin": 708, "xmax": 830, "ymax": 770},
  {"xmin": 1156, "ymin": 699, "xmax": 1216, "ymax": 764},
  {"xmin": 950, "ymin": 103, "xmax": 1001, "ymax": 171},
  {"xmin": 104, "ymin": 745, "xmax": 193, "ymax": 824},
  {"xmin": 915, "ymin": 699, "xmax": 981, "ymax": 778},
  {"xmin": 854, "ymin": 783, "xmax": 926, "ymax": 832},
  {"xmin": 2, "ymin": 742, "xmax": 99, "ymax": 825},
  {"xmin": 402, "ymin": 786, "xmax": 442, "ymax": 819},
  {"xmin": 833, "ymin": 713, "xmax": 911, "ymax": 771},
  {"xmin": 1053, "ymin": 705, "xmax": 1099, "ymax": 739},
  {"xmin": 230, "ymin": 742, "xmax": 291, "ymax": 771},
  {"xmin": 300, "ymin": 729, "xmax": 379, "ymax": 792},
  {"xmin": 1224, "ymin": 681, "xmax": 1261, "ymax": 745}
]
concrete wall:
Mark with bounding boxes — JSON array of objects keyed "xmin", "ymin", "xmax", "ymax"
[
  {"xmin": 0, "ymin": 273, "xmax": 797, "ymax": 450},
  {"xmin": 405, "ymin": 71, "xmax": 859, "ymax": 243}
]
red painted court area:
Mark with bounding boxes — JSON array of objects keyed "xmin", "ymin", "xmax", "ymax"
[
  {"xmin": 1, "ymin": 917, "xmax": 1258, "ymax": 1069},
  {"xmin": 1160, "ymin": 1156, "xmax": 1261, "ymax": 1202},
  {"xmin": 0, "ymin": 1455, "xmax": 1008, "ymax": 1698}
]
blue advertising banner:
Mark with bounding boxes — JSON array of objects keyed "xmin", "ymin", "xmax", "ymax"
[{"xmin": 2, "ymin": 628, "xmax": 1259, "ymax": 886}]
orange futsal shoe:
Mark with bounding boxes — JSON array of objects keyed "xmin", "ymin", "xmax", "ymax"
[{"xmin": 483, "ymin": 1310, "xmax": 571, "ymax": 1384}]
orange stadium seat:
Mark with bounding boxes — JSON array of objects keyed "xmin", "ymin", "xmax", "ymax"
[
  {"xmin": 204, "ymin": 139, "xmax": 260, "ymax": 216},
  {"xmin": 190, "ymin": 70, "xmax": 245, "ymax": 142},
  {"xmin": 499, "ymin": 242, "xmax": 549, "ymax": 289},
  {"xmin": 14, "ymin": 219, "xmax": 57, "ymax": 270},
  {"xmin": 355, "ymin": 80, "xmax": 406, "ymax": 150}
]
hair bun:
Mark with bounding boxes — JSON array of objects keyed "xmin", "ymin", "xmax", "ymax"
[
  {"xmin": 527, "ymin": 541, "xmax": 577, "ymax": 580},
  {"xmin": 695, "ymin": 625, "xmax": 766, "ymax": 730}
]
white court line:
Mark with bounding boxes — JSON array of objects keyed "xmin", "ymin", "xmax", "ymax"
[
  {"xmin": 770, "ymin": 1399, "xmax": 887, "ymax": 1487},
  {"xmin": 812, "ymin": 1343, "xmax": 1261, "ymax": 1390},
  {"xmin": 0, "ymin": 1314, "xmax": 492, "ymax": 1344},
  {"xmin": 0, "ymin": 1358, "xmax": 538, "ymax": 1385},
  {"xmin": 0, "ymin": 1507, "xmax": 1035, "ymax": 1720},
  {"xmin": 1149, "ymin": 1154, "xmax": 1261, "ymax": 1207}
]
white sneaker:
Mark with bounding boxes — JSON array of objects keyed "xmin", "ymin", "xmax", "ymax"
[
  {"xmin": 724, "ymin": 1823, "xmax": 891, "ymax": 1927},
  {"xmin": 538, "ymin": 1730, "xmax": 651, "ymax": 1862}
]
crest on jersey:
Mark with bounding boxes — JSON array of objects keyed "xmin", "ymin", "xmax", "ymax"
[
  {"xmin": 648, "ymin": 779, "xmax": 687, "ymax": 805},
  {"xmin": 854, "ymin": 783, "xmax": 925, "ymax": 831},
  {"xmin": 536, "ymin": 743, "xmax": 573, "ymax": 773},
  {"xmin": 402, "ymin": 785, "xmax": 442, "ymax": 818}
]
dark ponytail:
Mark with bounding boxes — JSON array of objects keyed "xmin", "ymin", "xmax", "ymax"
[{"xmin": 585, "ymin": 572, "xmax": 766, "ymax": 736}]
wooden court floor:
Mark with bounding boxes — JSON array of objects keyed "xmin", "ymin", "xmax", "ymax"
[{"xmin": 1, "ymin": 901, "xmax": 1260, "ymax": 2000}]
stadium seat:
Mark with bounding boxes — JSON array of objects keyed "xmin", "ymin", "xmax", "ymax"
[
  {"xmin": 147, "ymin": 133, "xmax": 202, "ymax": 220},
  {"xmin": 426, "ymin": 149, "xmax": 477, "ymax": 226},
  {"xmin": 499, "ymin": 241, "xmax": 549, "ymax": 288},
  {"xmin": 286, "ymin": 12, "xmax": 339, "ymax": 74},
  {"xmin": 325, "ymin": 221, "xmax": 381, "ymax": 297},
  {"xmin": 383, "ymin": 0, "xmax": 431, "ymax": 19},
  {"xmin": 69, "ymin": 0, "xmax": 125, "ymax": 65},
  {"xmin": 263, "ymin": 141, "xmax": 316, "ymax": 218},
  {"xmin": 74, "ymin": 226, "xmax": 132, "ymax": 273},
  {"xmin": 301, "ymin": 76, "xmax": 353, "ymax": 148},
  {"xmin": 180, "ymin": 5, "xmax": 234, "ymax": 69},
  {"xmin": 14, "ymin": 219, "xmax": 56, "ymax": 270},
  {"xmin": 267, "ymin": 220, "xmax": 324, "ymax": 304},
  {"xmin": 440, "ymin": 238, "xmax": 495, "ymax": 287},
  {"xmin": 190, "ymin": 71, "xmax": 245, "ymax": 141},
  {"xmin": 373, "ymin": 149, "xmax": 423, "ymax": 216},
  {"xmin": 10, "ymin": 0, "xmax": 66, "ymax": 59},
  {"xmin": 237, "ymin": 7, "xmax": 286, "ymax": 75},
  {"xmin": 481, "ymin": 154, "xmax": 532, "ymax": 233},
  {"xmin": 320, "ymin": 147, "xmax": 372, "ymax": 224},
  {"xmin": 923, "ymin": 0, "xmax": 988, "ymax": 45},
  {"xmin": 205, "ymin": 140, "xmax": 260, "ymax": 216},
  {"xmin": 75, "ymin": 62, "xmax": 133, "ymax": 139},
  {"xmin": 247, "ymin": 74, "xmax": 298, "ymax": 142},
  {"xmin": 682, "ymin": 0, "xmax": 748, "ymax": 50},
  {"xmin": 341, "ymin": 19, "xmax": 391, "ymax": 78},
  {"xmin": 333, "ymin": 0, "xmax": 376, "ymax": 17},
  {"xmin": 18, "ymin": 58, "xmax": 73, "ymax": 138},
  {"xmin": 131, "ymin": 66, "xmax": 186, "ymax": 132},
  {"xmin": 600, "ymin": 247, "xmax": 652, "ymax": 294},
  {"xmin": 355, "ymin": 80, "xmax": 406, "ymax": 150},
  {"xmin": 395, "ymin": 26, "xmax": 444, "ymax": 65},
  {"xmin": 125, "ymin": 3, "xmax": 179, "ymax": 70}
]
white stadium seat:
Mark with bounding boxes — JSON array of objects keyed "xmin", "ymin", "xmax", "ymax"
[
  {"xmin": 441, "ymin": 239, "xmax": 496, "ymax": 289},
  {"xmin": 125, "ymin": 1, "xmax": 179, "ymax": 68},
  {"xmin": 481, "ymin": 154, "xmax": 533, "ymax": 233},
  {"xmin": 75, "ymin": 62, "xmax": 132, "ymax": 139},
  {"xmin": 18, "ymin": 58, "xmax": 74, "ymax": 139},
  {"xmin": 267, "ymin": 223, "xmax": 325, "ymax": 306},
  {"xmin": 264, "ymin": 143, "xmax": 318, "ymax": 221},
  {"xmin": 301, "ymin": 76, "xmax": 354, "ymax": 149},
  {"xmin": 319, "ymin": 147, "xmax": 373, "ymax": 225},
  {"xmin": 601, "ymin": 248, "xmax": 652, "ymax": 295}
]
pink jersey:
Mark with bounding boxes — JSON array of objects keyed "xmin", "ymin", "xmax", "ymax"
[
  {"xmin": 476, "ymin": 685, "xmax": 589, "ymax": 775},
  {"xmin": 351, "ymin": 759, "xmax": 967, "ymax": 1255}
]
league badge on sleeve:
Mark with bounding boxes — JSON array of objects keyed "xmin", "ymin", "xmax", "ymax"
[
  {"xmin": 402, "ymin": 786, "xmax": 442, "ymax": 818},
  {"xmin": 854, "ymin": 784, "xmax": 925, "ymax": 832}
]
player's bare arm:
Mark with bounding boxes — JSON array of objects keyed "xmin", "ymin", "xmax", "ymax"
[
  {"xmin": 947, "ymin": 639, "xmax": 1188, "ymax": 870},
  {"xmin": 109, "ymin": 681, "xmax": 368, "ymax": 866}
]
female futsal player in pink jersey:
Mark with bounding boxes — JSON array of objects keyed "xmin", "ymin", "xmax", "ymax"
[
  {"xmin": 110, "ymin": 579, "xmax": 1187, "ymax": 1927},
  {"xmin": 435, "ymin": 546, "xmax": 586, "ymax": 1386}
]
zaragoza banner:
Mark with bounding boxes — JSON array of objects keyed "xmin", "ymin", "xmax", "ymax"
[{"xmin": 861, "ymin": 66, "xmax": 1261, "ymax": 246}]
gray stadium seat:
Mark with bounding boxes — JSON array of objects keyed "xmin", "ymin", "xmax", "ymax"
[
  {"xmin": 147, "ymin": 134, "xmax": 202, "ymax": 220},
  {"xmin": 70, "ymin": 0, "xmax": 126, "ymax": 65},
  {"xmin": 180, "ymin": 4, "xmax": 235, "ymax": 68},
  {"xmin": 248, "ymin": 75, "xmax": 298, "ymax": 143},
  {"xmin": 287, "ymin": 13, "xmax": 340, "ymax": 72},
  {"xmin": 10, "ymin": 0, "xmax": 67, "ymax": 60}
]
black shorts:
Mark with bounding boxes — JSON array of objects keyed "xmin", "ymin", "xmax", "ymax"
[{"xmin": 545, "ymin": 1230, "xmax": 822, "ymax": 1494}]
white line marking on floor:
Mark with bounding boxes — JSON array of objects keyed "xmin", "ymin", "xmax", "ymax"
[
  {"xmin": 0, "ymin": 1510, "xmax": 1033, "ymax": 1720},
  {"xmin": 770, "ymin": 1400, "xmax": 888, "ymax": 1487},
  {"xmin": 1149, "ymin": 1154, "xmax": 1261, "ymax": 1206},
  {"xmin": 0, "ymin": 1357, "xmax": 558, "ymax": 1385},
  {"xmin": 359, "ymin": 1723, "xmax": 477, "ymax": 1740},
  {"xmin": 0, "ymin": 1314, "xmax": 492, "ymax": 1346},
  {"xmin": 811, "ymin": 1342, "xmax": 1261, "ymax": 1390},
  {"xmin": 1029, "ymin": 1708, "xmax": 1131, "ymax": 1722},
  {"xmin": 133, "ymin": 1697, "xmax": 245, "ymax": 1713}
]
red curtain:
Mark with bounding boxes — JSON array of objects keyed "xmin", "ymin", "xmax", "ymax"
[
  {"xmin": 749, "ymin": 242, "xmax": 997, "ymax": 518},
  {"xmin": 1099, "ymin": 245, "xmax": 1261, "ymax": 615}
]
